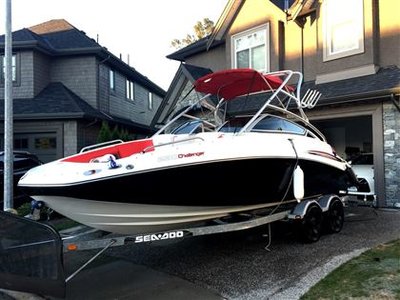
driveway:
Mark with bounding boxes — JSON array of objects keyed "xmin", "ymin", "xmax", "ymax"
[
  {"xmin": 105, "ymin": 206, "xmax": 399, "ymax": 299},
  {"xmin": 1, "ymin": 206, "xmax": 399, "ymax": 299}
]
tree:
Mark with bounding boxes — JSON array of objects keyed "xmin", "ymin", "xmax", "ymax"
[
  {"xmin": 97, "ymin": 121, "xmax": 112, "ymax": 143},
  {"xmin": 97, "ymin": 121, "xmax": 131, "ymax": 143},
  {"xmin": 171, "ymin": 18, "xmax": 215, "ymax": 49}
]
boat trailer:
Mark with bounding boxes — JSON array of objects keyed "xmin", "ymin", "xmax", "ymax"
[{"xmin": 0, "ymin": 193, "xmax": 368, "ymax": 298}]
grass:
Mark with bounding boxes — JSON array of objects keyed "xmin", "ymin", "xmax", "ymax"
[
  {"xmin": 15, "ymin": 202, "xmax": 31, "ymax": 216},
  {"xmin": 301, "ymin": 239, "xmax": 400, "ymax": 300}
]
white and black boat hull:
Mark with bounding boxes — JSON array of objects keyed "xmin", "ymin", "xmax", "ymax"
[
  {"xmin": 20, "ymin": 156, "xmax": 357, "ymax": 234},
  {"xmin": 32, "ymin": 196, "xmax": 297, "ymax": 234}
]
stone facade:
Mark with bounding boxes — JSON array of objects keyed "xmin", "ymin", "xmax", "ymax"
[{"xmin": 383, "ymin": 102, "xmax": 400, "ymax": 207}]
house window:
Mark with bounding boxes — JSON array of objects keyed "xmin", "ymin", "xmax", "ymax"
[
  {"xmin": 232, "ymin": 24, "xmax": 270, "ymax": 73},
  {"xmin": 1, "ymin": 54, "xmax": 17, "ymax": 83},
  {"xmin": 323, "ymin": 0, "xmax": 364, "ymax": 61},
  {"xmin": 109, "ymin": 69, "xmax": 115, "ymax": 91},
  {"xmin": 34, "ymin": 137, "xmax": 57, "ymax": 150},
  {"xmin": 126, "ymin": 79, "xmax": 134, "ymax": 100},
  {"xmin": 148, "ymin": 92, "xmax": 153, "ymax": 110}
]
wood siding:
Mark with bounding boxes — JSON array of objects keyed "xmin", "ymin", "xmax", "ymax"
[
  {"xmin": 33, "ymin": 51, "xmax": 51, "ymax": 96},
  {"xmin": 50, "ymin": 56, "xmax": 98, "ymax": 108}
]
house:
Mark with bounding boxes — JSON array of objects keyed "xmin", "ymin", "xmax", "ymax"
[
  {"xmin": 0, "ymin": 19, "xmax": 166, "ymax": 163},
  {"xmin": 159, "ymin": 0, "xmax": 400, "ymax": 207}
]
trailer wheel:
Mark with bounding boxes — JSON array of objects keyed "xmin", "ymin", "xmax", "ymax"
[
  {"xmin": 300, "ymin": 204, "xmax": 323, "ymax": 243},
  {"xmin": 324, "ymin": 198, "xmax": 344, "ymax": 233}
]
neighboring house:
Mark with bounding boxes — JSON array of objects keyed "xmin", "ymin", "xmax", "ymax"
[
  {"xmin": 158, "ymin": 0, "xmax": 400, "ymax": 207},
  {"xmin": 0, "ymin": 19, "xmax": 165, "ymax": 163}
]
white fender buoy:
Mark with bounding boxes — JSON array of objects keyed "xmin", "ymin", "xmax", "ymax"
[{"xmin": 293, "ymin": 165, "xmax": 304, "ymax": 202}]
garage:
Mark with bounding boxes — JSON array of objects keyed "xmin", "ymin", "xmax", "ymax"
[
  {"xmin": 14, "ymin": 132, "xmax": 59, "ymax": 163},
  {"xmin": 313, "ymin": 116, "xmax": 372, "ymax": 162},
  {"xmin": 313, "ymin": 116, "xmax": 375, "ymax": 200}
]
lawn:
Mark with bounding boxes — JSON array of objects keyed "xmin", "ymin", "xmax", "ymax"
[{"xmin": 301, "ymin": 239, "xmax": 400, "ymax": 299}]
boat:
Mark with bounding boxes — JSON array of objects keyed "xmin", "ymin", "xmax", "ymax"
[{"xmin": 18, "ymin": 68, "xmax": 359, "ymax": 234}]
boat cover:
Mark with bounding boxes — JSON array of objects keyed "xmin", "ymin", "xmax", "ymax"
[{"xmin": 194, "ymin": 68, "xmax": 293, "ymax": 100}]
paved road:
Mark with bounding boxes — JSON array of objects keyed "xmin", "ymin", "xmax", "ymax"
[{"xmin": 1, "ymin": 206, "xmax": 399, "ymax": 299}]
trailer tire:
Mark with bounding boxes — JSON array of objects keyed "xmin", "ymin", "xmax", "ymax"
[
  {"xmin": 324, "ymin": 198, "xmax": 344, "ymax": 234},
  {"xmin": 299, "ymin": 204, "xmax": 323, "ymax": 243}
]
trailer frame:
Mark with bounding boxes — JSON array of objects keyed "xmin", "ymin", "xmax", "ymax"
[{"xmin": 0, "ymin": 193, "xmax": 355, "ymax": 298}]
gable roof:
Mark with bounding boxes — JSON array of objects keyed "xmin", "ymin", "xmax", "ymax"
[
  {"xmin": 166, "ymin": 0, "xmax": 243, "ymax": 62},
  {"xmin": 205, "ymin": 0, "xmax": 245, "ymax": 51},
  {"xmin": 28, "ymin": 19, "xmax": 75, "ymax": 34},
  {"xmin": 0, "ymin": 19, "xmax": 166, "ymax": 97},
  {"xmin": 0, "ymin": 82, "xmax": 152, "ymax": 133},
  {"xmin": 33, "ymin": 22, "xmax": 101, "ymax": 52},
  {"xmin": 207, "ymin": 0, "xmax": 313, "ymax": 48},
  {"xmin": 167, "ymin": 0, "xmax": 314, "ymax": 61},
  {"xmin": 166, "ymin": 37, "xmax": 225, "ymax": 62},
  {"xmin": 151, "ymin": 63, "xmax": 213, "ymax": 127},
  {"xmin": 269, "ymin": 0, "xmax": 296, "ymax": 10}
]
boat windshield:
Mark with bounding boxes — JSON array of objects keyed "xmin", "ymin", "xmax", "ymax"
[
  {"xmin": 252, "ymin": 115, "xmax": 306, "ymax": 135},
  {"xmin": 218, "ymin": 115, "xmax": 307, "ymax": 135},
  {"xmin": 218, "ymin": 116, "xmax": 252, "ymax": 133},
  {"xmin": 172, "ymin": 120, "xmax": 203, "ymax": 134}
]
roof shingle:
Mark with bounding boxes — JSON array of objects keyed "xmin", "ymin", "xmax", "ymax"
[{"xmin": 0, "ymin": 83, "xmax": 152, "ymax": 132}]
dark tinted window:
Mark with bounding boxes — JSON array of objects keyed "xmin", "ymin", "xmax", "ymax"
[
  {"xmin": 218, "ymin": 116, "xmax": 252, "ymax": 133},
  {"xmin": 253, "ymin": 116, "xmax": 305, "ymax": 134},
  {"xmin": 172, "ymin": 121, "xmax": 202, "ymax": 134}
]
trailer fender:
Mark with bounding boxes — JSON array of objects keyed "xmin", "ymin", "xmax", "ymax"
[
  {"xmin": 287, "ymin": 200, "xmax": 321, "ymax": 220},
  {"xmin": 318, "ymin": 194, "xmax": 342, "ymax": 213}
]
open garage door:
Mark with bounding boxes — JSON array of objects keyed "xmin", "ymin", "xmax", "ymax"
[
  {"xmin": 313, "ymin": 116, "xmax": 375, "ymax": 199},
  {"xmin": 313, "ymin": 116, "xmax": 372, "ymax": 160}
]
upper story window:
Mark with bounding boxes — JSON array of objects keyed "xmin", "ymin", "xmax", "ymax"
[
  {"xmin": 126, "ymin": 79, "xmax": 134, "ymax": 101},
  {"xmin": 109, "ymin": 69, "xmax": 115, "ymax": 91},
  {"xmin": 231, "ymin": 24, "xmax": 270, "ymax": 73},
  {"xmin": 1, "ymin": 54, "xmax": 17, "ymax": 83},
  {"xmin": 148, "ymin": 92, "xmax": 153, "ymax": 110},
  {"xmin": 323, "ymin": 0, "xmax": 364, "ymax": 61}
]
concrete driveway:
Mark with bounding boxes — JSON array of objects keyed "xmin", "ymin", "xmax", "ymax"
[{"xmin": 1, "ymin": 206, "xmax": 399, "ymax": 299}]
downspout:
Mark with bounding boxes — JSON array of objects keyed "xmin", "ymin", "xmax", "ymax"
[
  {"xmin": 97, "ymin": 54, "xmax": 111, "ymax": 112},
  {"xmin": 301, "ymin": 20, "xmax": 305, "ymax": 76},
  {"xmin": 294, "ymin": 17, "xmax": 306, "ymax": 78},
  {"xmin": 88, "ymin": 53, "xmax": 110, "ymax": 148}
]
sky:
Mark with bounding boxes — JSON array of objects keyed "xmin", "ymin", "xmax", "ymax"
[{"xmin": 0, "ymin": 0, "xmax": 227, "ymax": 90}]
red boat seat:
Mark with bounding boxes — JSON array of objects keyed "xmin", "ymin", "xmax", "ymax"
[{"xmin": 62, "ymin": 139, "xmax": 154, "ymax": 163}]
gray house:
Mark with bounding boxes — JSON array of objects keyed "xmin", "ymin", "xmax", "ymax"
[
  {"xmin": 0, "ymin": 19, "xmax": 165, "ymax": 163},
  {"xmin": 159, "ymin": 0, "xmax": 400, "ymax": 207}
]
